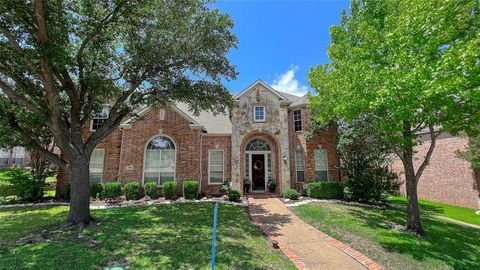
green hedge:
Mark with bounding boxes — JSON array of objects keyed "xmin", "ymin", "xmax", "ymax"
[
  {"xmin": 307, "ymin": 181, "xmax": 343, "ymax": 199},
  {"xmin": 283, "ymin": 188, "xmax": 299, "ymax": 200},
  {"xmin": 124, "ymin": 182, "xmax": 140, "ymax": 200},
  {"xmin": 162, "ymin": 181, "xmax": 176, "ymax": 199},
  {"xmin": 104, "ymin": 182, "xmax": 122, "ymax": 199},
  {"xmin": 144, "ymin": 182, "xmax": 159, "ymax": 199},
  {"xmin": 228, "ymin": 189, "xmax": 241, "ymax": 202},
  {"xmin": 3, "ymin": 167, "xmax": 43, "ymax": 201},
  {"xmin": 90, "ymin": 182, "xmax": 104, "ymax": 200},
  {"xmin": 0, "ymin": 184, "xmax": 15, "ymax": 197},
  {"xmin": 183, "ymin": 180, "xmax": 198, "ymax": 199}
]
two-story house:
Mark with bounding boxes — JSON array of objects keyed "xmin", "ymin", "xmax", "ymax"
[{"xmin": 57, "ymin": 80, "xmax": 340, "ymax": 197}]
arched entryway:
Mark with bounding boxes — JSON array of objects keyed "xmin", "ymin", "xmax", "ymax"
[{"xmin": 241, "ymin": 133, "xmax": 280, "ymax": 193}]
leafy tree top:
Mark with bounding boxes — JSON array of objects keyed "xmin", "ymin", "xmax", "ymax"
[
  {"xmin": 309, "ymin": 0, "xmax": 480, "ymax": 149},
  {"xmin": 0, "ymin": 0, "xmax": 237, "ymax": 166}
]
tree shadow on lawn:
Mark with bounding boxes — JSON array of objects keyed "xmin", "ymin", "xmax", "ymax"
[
  {"xmin": 248, "ymin": 202, "xmax": 293, "ymax": 236},
  {"xmin": 346, "ymin": 204, "xmax": 480, "ymax": 270},
  {"xmin": 1, "ymin": 203, "xmax": 287, "ymax": 270}
]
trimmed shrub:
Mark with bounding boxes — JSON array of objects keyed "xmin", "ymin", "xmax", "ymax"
[
  {"xmin": 183, "ymin": 180, "xmax": 198, "ymax": 199},
  {"xmin": 162, "ymin": 181, "xmax": 176, "ymax": 199},
  {"xmin": 104, "ymin": 182, "xmax": 122, "ymax": 199},
  {"xmin": 283, "ymin": 188, "xmax": 299, "ymax": 200},
  {"xmin": 90, "ymin": 182, "xmax": 104, "ymax": 200},
  {"xmin": 228, "ymin": 189, "xmax": 241, "ymax": 202},
  {"xmin": 124, "ymin": 182, "xmax": 141, "ymax": 200},
  {"xmin": 144, "ymin": 182, "xmax": 159, "ymax": 199},
  {"xmin": 0, "ymin": 184, "xmax": 15, "ymax": 197},
  {"xmin": 307, "ymin": 181, "xmax": 343, "ymax": 199},
  {"xmin": 4, "ymin": 167, "xmax": 43, "ymax": 202}
]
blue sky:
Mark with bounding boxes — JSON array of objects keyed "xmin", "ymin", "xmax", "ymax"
[{"xmin": 214, "ymin": 0, "xmax": 350, "ymax": 95}]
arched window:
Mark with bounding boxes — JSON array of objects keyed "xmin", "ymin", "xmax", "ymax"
[
  {"xmin": 144, "ymin": 136, "xmax": 176, "ymax": 185},
  {"xmin": 246, "ymin": 139, "xmax": 271, "ymax": 151}
]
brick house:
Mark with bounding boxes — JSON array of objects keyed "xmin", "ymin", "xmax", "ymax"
[
  {"xmin": 58, "ymin": 80, "xmax": 339, "ymax": 197},
  {"xmin": 391, "ymin": 132, "xmax": 479, "ymax": 209}
]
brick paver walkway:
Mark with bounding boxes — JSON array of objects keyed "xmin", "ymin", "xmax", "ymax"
[{"xmin": 249, "ymin": 197, "xmax": 383, "ymax": 270}]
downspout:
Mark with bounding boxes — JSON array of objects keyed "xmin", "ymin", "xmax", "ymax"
[
  {"xmin": 199, "ymin": 132, "xmax": 203, "ymax": 194},
  {"xmin": 118, "ymin": 128, "xmax": 124, "ymax": 183}
]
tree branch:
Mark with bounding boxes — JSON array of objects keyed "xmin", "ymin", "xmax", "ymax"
[
  {"xmin": 0, "ymin": 78, "xmax": 43, "ymax": 114},
  {"xmin": 415, "ymin": 125, "xmax": 439, "ymax": 183}
]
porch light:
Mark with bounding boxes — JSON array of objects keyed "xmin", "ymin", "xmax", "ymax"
[{"xmin": 283, "ymin": 155, "xmax": 287, "ymax": 164}]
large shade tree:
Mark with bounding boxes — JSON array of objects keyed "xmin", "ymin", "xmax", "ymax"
[
  {"xmin": 309, "ymin": 0, "xmax": 480, "ymax": 235},
  {"xmin": 0, "ymin": 0, "xmax": 237, "ymax": 227}
]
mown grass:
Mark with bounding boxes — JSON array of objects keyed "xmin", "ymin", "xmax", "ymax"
[
  {"xmin": 0, "ymin": 203, "xmax": 294, "ymax": 270},
  {"xmin": 292, "ymin": 201, "xmax": 480, "ymax": 270},
  {"xmin": 389, "ymin": 196, "xmax": 480, "ymax": 226}
]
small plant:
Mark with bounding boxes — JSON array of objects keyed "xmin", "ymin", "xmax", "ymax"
[
  {"xmin": 144, "ymin": 182, "xmax": 159, "ymax": 199},
  {"xmin": 104, "ymin": 182, "xmax": 123, "ymax": 200},
  {"xmin": 307, "ymin": 181, "xmax": 343, "ymax": 199},
  {"xmin": 221, "ymin": 184, "xmax": 231, "ymax": 195},
  {"xmin": 124, "ymin": 182, "xmax": 140, "ymax": 200},
  {"xmin": 183, "ymin": 180, "xmax": 198, "ymax": 199},
  {"xmin": 162, "ymin": 181, "xmax": 176, "ymax": 199},
  {"xmin": 228, "ymin": 189, "xmax": 241, "ymax": 202},
  {"xmin": 5, "ymin": 167, "xmax": 43, "ymax": 202},
  {"xmin": 283, "ymin": 188, "xmax": 299, "ymax": 200},
  {"xmin": 90, "ymin": 182, "xmax": 104, "ymax": 200},
  {"xmin": 267, "ymin": 180, "xmax": 277, "ymax": 192}
]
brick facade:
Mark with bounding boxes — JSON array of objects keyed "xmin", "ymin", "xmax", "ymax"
[
  {"xmin": 288, "ymin": 107, "xmax": 340, "ymax": 192},
  {"xmin": 390, "ymin": 133, "xmax": 479, "ymax": 209}
]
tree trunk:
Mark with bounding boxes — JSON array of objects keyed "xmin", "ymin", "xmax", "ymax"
[
  {"xmin": 66, "ymin": 157, "xmax": 94, "ymax": 225},
  {"xmin": 404, "ymin": 160, "xmax": 425, "ymax": 236},
  {"xmin": 474, "ymin": 168, "xmax": 480, "ymax": 210}
]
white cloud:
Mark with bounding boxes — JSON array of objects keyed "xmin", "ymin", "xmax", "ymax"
[{"xmin": 270, "ymin": 66, "xmax": 309, "ymax": 96}]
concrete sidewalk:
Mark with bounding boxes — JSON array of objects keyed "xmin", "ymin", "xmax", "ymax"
[{"xmin": 249, "ymin": 197, "xmax": 377, "ymax": 270}]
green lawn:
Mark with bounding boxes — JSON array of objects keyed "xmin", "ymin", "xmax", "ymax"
[
  {"xmin": 292, "ymin": 201, "xmax": 480, "ymax": 270},
  {"xmin": 0, "ymin": 203, "xmax": 294, "ymax": 270},
  {"xmin": 389, "ymin": 196, "xmax": 480, "ymax": 226}
]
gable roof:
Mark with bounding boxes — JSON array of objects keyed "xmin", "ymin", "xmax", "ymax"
[
  {"xmin": 234, "ymin": 79, "xmax": 289, "ymax": 100},
  {"xmin": 289, "ymin": 94, "xmax": 309, "ymax": 108},
  {"xmin": 121, "ymin": 103, "xmax": 232, "ymax": 134}
]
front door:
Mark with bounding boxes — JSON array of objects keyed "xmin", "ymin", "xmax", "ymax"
[{"xmin": 251, "ymin": 154, "xmax": 265, "ymax": 190}]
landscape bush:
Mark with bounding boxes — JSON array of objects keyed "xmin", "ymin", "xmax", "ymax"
[
  {"xmin": 162, "ymin": 181, "xmax": 176, "ymax": 199},
  {"xmin": 124, "ymin": 182, "xmax": 141, "ymax": 200},
  {"xmin": 183, "ymin": 180, "xmax": 198, "ymax": 199},
  {"xmin": 228, "ymin": 189, "xmax": 241, "ymax": 202},
  {"xmin": 90, "ymin": 182, "xmax": 104, "ymax": 200},
  {"xmin": 4, "ymin": 167, "xmax": 43, "ymax": 201},
  {"xmin": 307, "ymin": 181, "xmax": 343, "ymax": 199},
  {"xmin": 104, "ymin": 182, "xmax": 123, "ymax": 199},
  {"xmin": 283, "ymin": 188, "xmax": 299, "ymax": 200},
  {"xmin": 144, "ymin": 182, "xmax": 159, "ymax": 199}
]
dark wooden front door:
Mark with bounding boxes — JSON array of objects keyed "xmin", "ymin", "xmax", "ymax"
[{"xmin": 252, "ymin": 154, "xmax": 265, "ymax": 190}]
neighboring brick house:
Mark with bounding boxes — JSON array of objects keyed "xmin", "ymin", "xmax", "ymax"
[
  {"xmin": 390, "ymin": 132, "xmax": 479, "ymax": 209},
  {"xmin": 57, "ymin": 80, "xmax": 340, "ymax": 197}
]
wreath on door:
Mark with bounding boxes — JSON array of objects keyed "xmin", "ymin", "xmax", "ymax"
[{"xmin": 253, "ymin": 160, "xmax": 263, "ymax": 170}]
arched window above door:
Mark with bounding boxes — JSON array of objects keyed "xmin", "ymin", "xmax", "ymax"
[{"xmin": 246, "ymin": 139, "xmax": 271, "ymax": 151}]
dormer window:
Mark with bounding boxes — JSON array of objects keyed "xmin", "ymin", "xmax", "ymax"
[
  {"xmin": 254, "ymin": 106, "xmax": 265, "ymax": 122},
  {"xmin": 90, "ymin": 107, "xmax": 109, "ymax": 131}
]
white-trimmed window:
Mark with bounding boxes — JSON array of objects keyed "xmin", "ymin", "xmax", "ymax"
[
  {"xmin": 89, "ymin": 149, "xmax": 105, "ymax": 182},
  {"xmin": 11, "ymin": 147, "xmax": 25, "ymax": 165},
  {"xmin": 295, "ymin": 150, "xmax": 305, "ymax": 182},
  {"xmin": 0, "ymin": 149, "xmax": 10, "ymax": 165},
  {"xmin": 209, "ymin": 150, "xmax": 224, "ymax": 184},
  {"xmin": 293, "ymin": 110, "xmax": 302, "ymax": 131},
  {"xmin": 90, "ymin": 107, "xmax": 109, "ymax": 131},
  {"xmin": 314, "ymin": 149, "xmax": 328, "ymax": 181},
  {"xmin": 254, "ymin": 106, "xmax": 265, "ymax": 121},
  {"xmin": 144, "ymin": 136, "xmax": 176, "ymax": 185}
]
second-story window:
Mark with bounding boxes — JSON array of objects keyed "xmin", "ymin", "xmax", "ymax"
[
  {"xmin": 254, "ymin": 106, "xmax": 265, "ymax": 122},
  {"xmin": 294, "ymin": 110, "xmax": 302, "ymax": 131},
  {"xmin": 90, "ymin": 108, "xmax": 109, "ymax": 131}
]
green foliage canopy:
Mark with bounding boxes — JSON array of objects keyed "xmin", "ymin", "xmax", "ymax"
[{"xmin": 309, "ymin": 0, "xmax": 480, "ymax": 149}]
